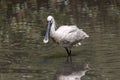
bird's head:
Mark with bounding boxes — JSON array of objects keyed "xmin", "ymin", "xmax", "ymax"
[
  {"xmin": 43, "ymin": 16, "xmax": 53, "ymax": 44},
  {"xmin": 47, "ymin": 15, "xmax": 53, "ymax": 21}
]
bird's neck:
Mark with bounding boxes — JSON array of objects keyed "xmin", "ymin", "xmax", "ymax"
[{"xmin": 50, "ymin": 19, "xmax": 56, "ymax": 37}]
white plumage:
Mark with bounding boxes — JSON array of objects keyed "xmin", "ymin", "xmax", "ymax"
[
  {"xmin": 43, "ymin": 15, "xmax": 89, "ymax": 61},
  {"xmin": 53, "ymin": 25, "xmax": 89, "ymax": 47}
]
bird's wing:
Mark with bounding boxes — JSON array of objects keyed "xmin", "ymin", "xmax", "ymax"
[
  {"xmin": 55, "ymin": 25, "xmax": 77, "ymax": 43},
  {"xmin": 62, "ymin": 29, "xmax": 89, "ymax": 47},
  {"xmin": 56, "ymin": 25, "xmax": 77, "ymax": 34},
  {"xmin": 55, "ymin": 25, "xmax": 89, "ymax": 46}
]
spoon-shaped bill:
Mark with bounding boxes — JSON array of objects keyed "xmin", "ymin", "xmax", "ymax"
[{"xmin": 43, "ymin": 21, "xmax": 52, "ymax": 43}]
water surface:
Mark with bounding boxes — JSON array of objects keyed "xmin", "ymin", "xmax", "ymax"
[{"xmin": 0, "ymin": 0, "xmax": 120, "ymax": 80}]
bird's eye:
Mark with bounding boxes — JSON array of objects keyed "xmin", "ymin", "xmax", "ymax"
[{"xmin": 50, "ymin": 20, "xmax": 53, "ymax": 23}]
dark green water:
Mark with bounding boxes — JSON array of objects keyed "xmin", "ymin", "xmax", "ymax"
[{"xmin": 0, "ymin": 0, "xmax": 120, "ymax": 80}]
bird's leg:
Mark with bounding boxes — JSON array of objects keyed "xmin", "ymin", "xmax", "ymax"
[
  {"xmin": 65, "ymin": 48, "xmax": 72, "ymax": 62},
  {"xmin": 65, "ymin": 47, "xmax": 69, "ymax": 62},
  {"xmin": 69, "ymin": 49, "xmax": 72, "ymax": 62}
]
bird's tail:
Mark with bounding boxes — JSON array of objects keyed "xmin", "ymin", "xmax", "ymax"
[
  {"xmin": 79, "ymin": 29, "xmax": 89, "ymax": 39},
  {"xmin": 85, "ymin": 33, "xmax": 89, "ymax": 38}
]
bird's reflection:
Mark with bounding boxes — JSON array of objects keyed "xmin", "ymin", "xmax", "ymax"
[{"xmin": 54, "ymin": 62, "xmax": 90, "ymax": 80}]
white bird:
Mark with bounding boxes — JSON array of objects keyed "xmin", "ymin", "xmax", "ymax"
[{"xmin": 43, "ymin": 15, "xmax": 89, "ymax": 61}]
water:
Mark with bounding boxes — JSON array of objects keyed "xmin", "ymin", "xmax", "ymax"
[{"xmin": 0, "ymin": 0, "xmax": 120, "ymax": 80}]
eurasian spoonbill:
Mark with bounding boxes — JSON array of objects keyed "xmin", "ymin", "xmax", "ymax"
[{"xmin": 43, "ymin": 15, "xmax": 89, "ymax": 61}]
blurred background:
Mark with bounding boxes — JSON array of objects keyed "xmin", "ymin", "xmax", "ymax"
[{"xmin": 0, "ymin": 0, "xmax": 120, "ymax": 80}]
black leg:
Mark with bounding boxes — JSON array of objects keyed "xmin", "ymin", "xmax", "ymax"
[
  {"xmin": 65, "ymin": 47, "xmax": 72, "ymax": 62},
  {"xmin": 65, "ymin": 47, "xmax": 69, "ymax": 62},
  {"xmin": 69, "ymin": 49, "xmax": 72, "ymax": 62}
]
